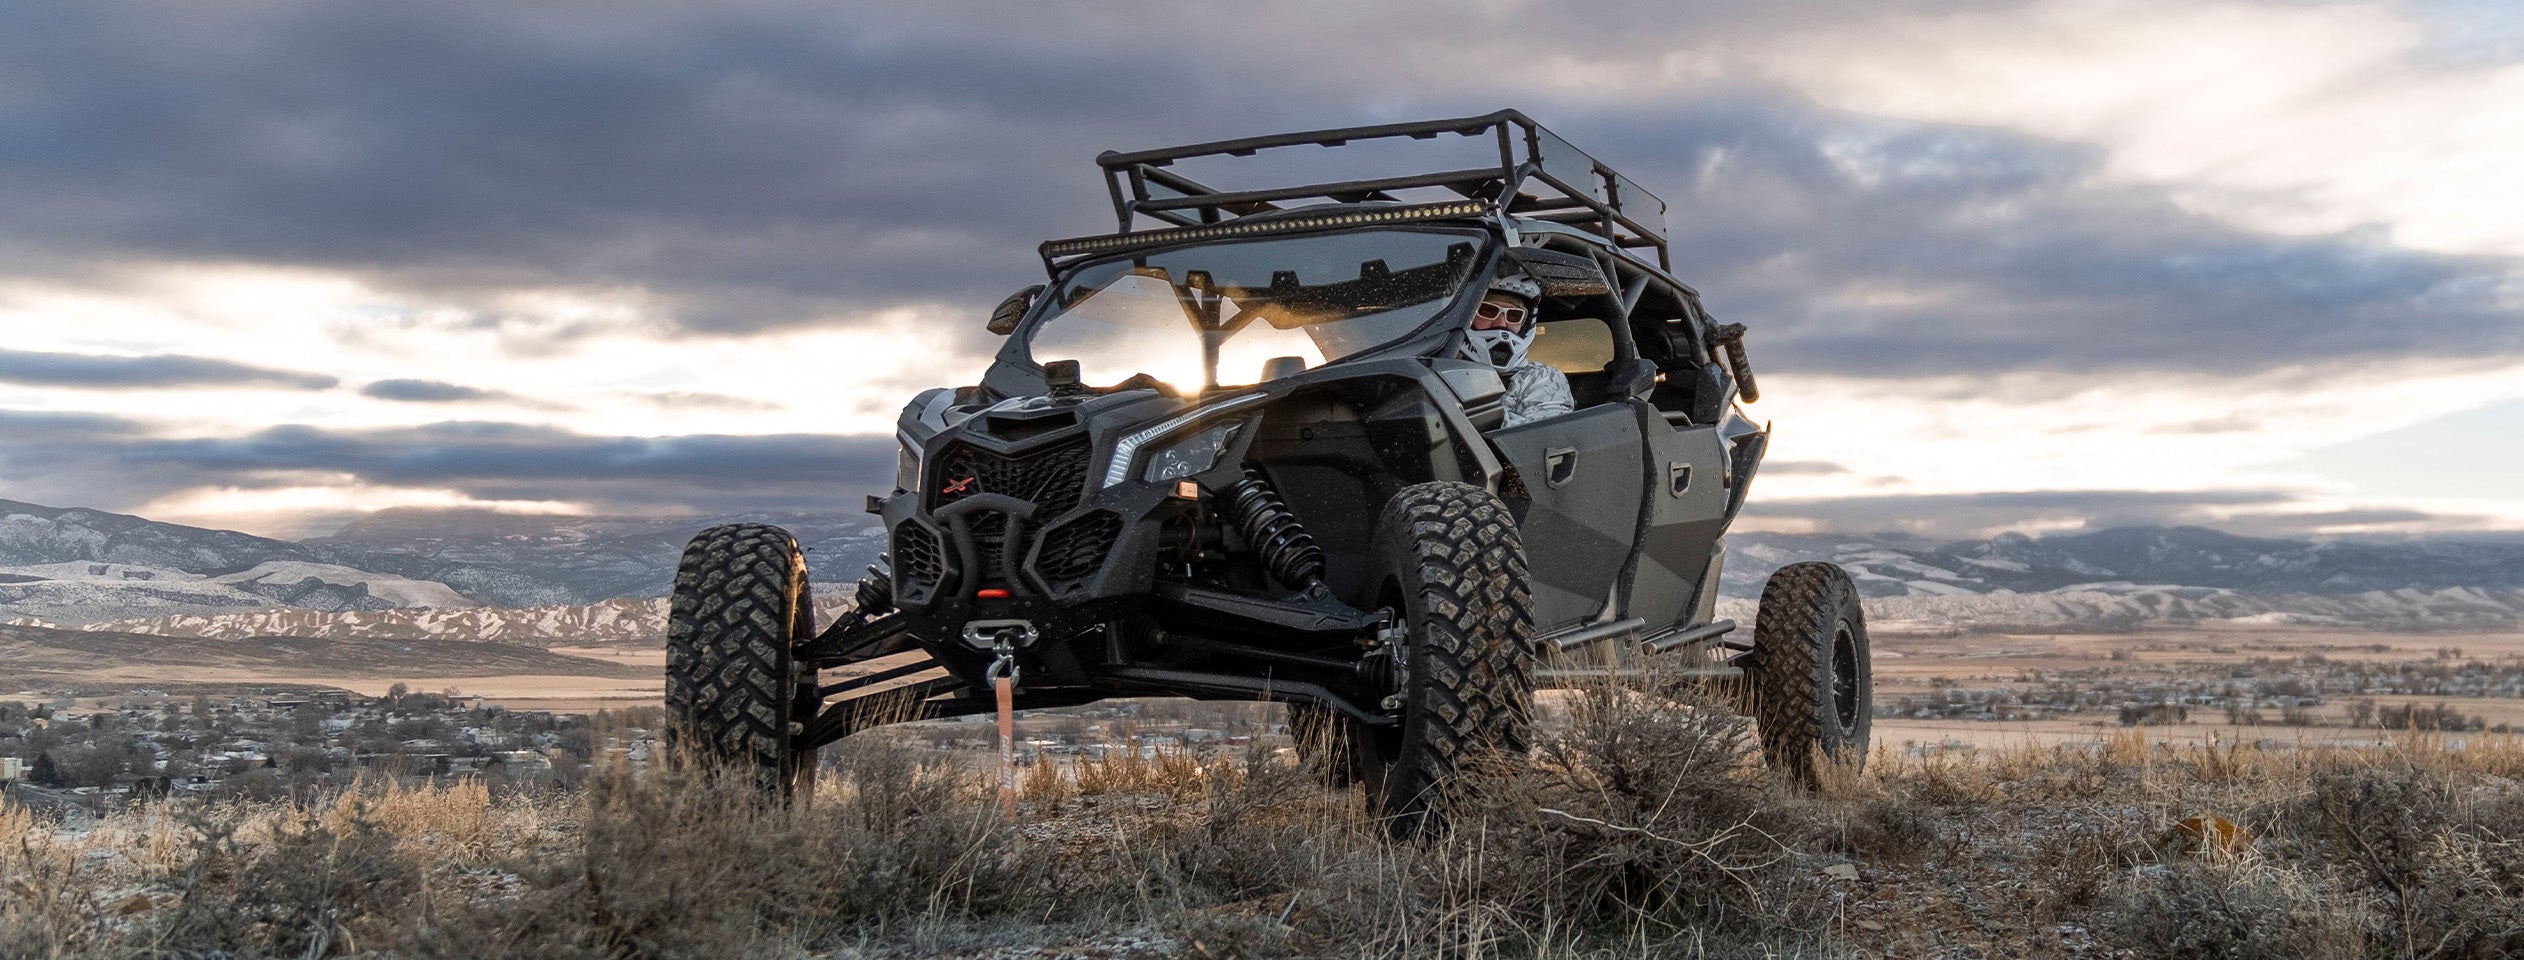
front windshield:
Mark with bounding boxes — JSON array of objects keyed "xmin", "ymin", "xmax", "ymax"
[{"xmin": 1025, "ymin": 227, "xmax": 1483, "ymax": 391}]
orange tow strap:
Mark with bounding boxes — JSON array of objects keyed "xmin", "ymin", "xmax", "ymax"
[{"xmin": 995, "ymin": 671, "xmax": 1018, "ymax": 821}]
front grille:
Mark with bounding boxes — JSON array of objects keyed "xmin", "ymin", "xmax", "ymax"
[
  {"xmin": 892, "ymin": 524, "xmax": 945, "ymax": 603},
  {"xmin": 969, "ymin": 512, "xmax": 1010, "ymax": 584},
  {"xmin": 931, "ymin": 439, "xmax": 1091, "ymax": 515},
  {"xmin": 1037, "ymin": 511, "xmax": 1122, "ymax": 588},
  {"xmin": 927, "ymin": 439, "xmax": 1093, "ymax": 593}
]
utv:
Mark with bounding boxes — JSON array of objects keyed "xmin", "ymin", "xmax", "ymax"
[{"xmin": 664, "ymin": 111, "xmax": 1872, "ymax": 827}]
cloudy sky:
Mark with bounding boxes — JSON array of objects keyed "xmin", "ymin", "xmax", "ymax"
[{"xmin": 1, "ymin": 0, "xmax": 2518, "ymax": 540}]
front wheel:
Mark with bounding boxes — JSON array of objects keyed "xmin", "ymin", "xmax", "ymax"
[
  {"xmin": 664, "ymin": 523, "xmax": 817, "ymax": 798},
  {"xmin": 1356, "ymin": 481, "xmax": 1537, "ymax": 837},
  {"xmin": 1746, "ymin": 561, "xmax": 1871, "ymax": 787}
]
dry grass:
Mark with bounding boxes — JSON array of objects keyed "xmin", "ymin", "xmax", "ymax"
[{"xmin": 10, "ymin": 684, "xmax": 2524, "ymax": 959}]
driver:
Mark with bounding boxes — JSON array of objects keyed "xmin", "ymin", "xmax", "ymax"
[{"xmin": 1461, "ymin": 274, "xmax": 1572, "ymax": 426}]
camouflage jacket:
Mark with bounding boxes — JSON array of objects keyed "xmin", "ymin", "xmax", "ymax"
[{"xmin": 1502, "ymin": 360, "xmax": 1574, "ymax": 427}]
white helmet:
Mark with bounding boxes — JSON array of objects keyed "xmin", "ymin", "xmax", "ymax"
[
  {"xmin": 1487, "ymin": 274, "xmax": 1541, "ymax": 301},
  {"xmin": 1460, "ymin": 275, "xmax": 1540, "ymax": 369}
]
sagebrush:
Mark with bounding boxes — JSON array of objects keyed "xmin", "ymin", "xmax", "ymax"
[{"xmin": 8, "ymin": 681, "xmax": 2523, "ymax": 959}]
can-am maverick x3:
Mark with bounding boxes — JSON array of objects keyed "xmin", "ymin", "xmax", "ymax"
[{"xmin": 665, "ymin": 110, "xmax": 1871, "ymax": 831}]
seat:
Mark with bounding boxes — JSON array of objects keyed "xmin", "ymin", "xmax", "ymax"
[{"xmin": 1525, "ymin": 317, "xmax": 1619, "ymax": 408}]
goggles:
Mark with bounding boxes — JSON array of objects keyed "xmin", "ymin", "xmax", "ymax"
[{"xmin": 1471, "ymin": 300, "xmax": 1530, "ymax": 327}]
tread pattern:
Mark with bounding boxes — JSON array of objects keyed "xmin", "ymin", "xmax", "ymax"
[
  {"xmin": 1373, "ymin": 481, "xmax": 1537, "ymax": 835},
  {"xmin": 1747, "ymin": 561, "xmax": 1870, "ymax": 787},
  {"xmin": 664, "ymin": 523, "xmax": 811, "ymax": 795}
]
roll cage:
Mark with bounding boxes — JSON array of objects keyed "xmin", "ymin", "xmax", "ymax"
[
  {"xmin": 1023, "ymin": 110, "xmax": 1755, "ymax": 414},
  {"xmin": 1041, "ymin": 109, "xmax": 1671, "ymax": 272}
]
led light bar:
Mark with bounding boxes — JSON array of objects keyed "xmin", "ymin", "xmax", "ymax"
[{"xmin": 1041, "ymin": 200, "xmax": 1491, "ymax": 263}]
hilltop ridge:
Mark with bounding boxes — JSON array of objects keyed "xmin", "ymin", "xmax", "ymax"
[{"xmin": 7, "ymin": 499, "xmax": 2521, "ymax": 634}]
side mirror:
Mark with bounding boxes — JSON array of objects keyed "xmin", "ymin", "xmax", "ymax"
[
  {"xmin": 1044, "ymin": 359, "xmax": 1085, "ymax": 397},
  {"xmin": 987, "ymin": 284, "xmax": 1045, "ymax": 336}
]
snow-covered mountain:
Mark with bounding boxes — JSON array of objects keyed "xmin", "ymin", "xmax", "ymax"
[
  {"xmin": 0, "ymin": 558, "xmax": 475, "ymax": 624},
  {"xmin": 0, "ymin": 500, "xmax": 886, "ymax": 626},
  {"xmin": 78, "ymin": 594, "xmax": 869, "ymax": 646},
  {"xmin": 99, "ymin": 580, "xmax": 2524, "ymax": 645},
  {"xmin": 1722, "ymin": 527, "xmax": 2524, "ymax": 599},
  {"xmin": 6, "ymin": 496, "xmax": 2521, "ymax": 636},
  {"xmin": 306, "ymin": 507, "xmax": 888, "ymax": 603},
  {"xmin": 1716, "ymin": 584, "xmax": 2524, "ymax": 634}
]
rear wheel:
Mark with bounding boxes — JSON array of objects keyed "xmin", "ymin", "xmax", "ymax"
[
  {"xmin": 665, "ymin": 523, "xmax": 818, "ymax": 798},
  {"xmin": 1355, "ymin": 481, "xmax": 1536, "ymax": 837},
  {"xmin": 1746, "ymin": 561, "xmax": 1871, "ymax": 787}
]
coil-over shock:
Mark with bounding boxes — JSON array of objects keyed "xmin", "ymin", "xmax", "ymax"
[{"xmin": 1222, "ymin": 469, "xmax": 1325, "ymax": 590}]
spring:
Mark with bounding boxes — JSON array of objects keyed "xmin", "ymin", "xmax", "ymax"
[
  {"xmin": 854, "ymin": 561, "xmax": 894, "ymax": 615},
  {"xmin": 1223, "ymin": 469, "xmax": 1326, "ymax": 589}
]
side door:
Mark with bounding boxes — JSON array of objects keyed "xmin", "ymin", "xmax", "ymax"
[
  {"xmin": 1487, "ymin": 316, "xmax": 1647, "ymax": 632},
  {"xmin": 1627, "ymin": 408, "xmax": 1732, "ymax": 632},
  {"xmin": 1627, "ymin": 299, "xmax": 1741, "ymax": 633}
]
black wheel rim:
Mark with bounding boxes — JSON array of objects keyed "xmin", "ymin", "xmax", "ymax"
[{"xmin": 1831, "ymin": 622, "xmax": 1861, "ymax": 730}]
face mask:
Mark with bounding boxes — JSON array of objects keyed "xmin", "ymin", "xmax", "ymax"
[{"xmin": 1461, "ymin": 325, "xmax": 1534, "ymax": 369}]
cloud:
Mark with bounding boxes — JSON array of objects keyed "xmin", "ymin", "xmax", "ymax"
[
  {"xmin": 1744, "ymin": 488, "xmax": 2295, "ymax": 538},
  {"xmin": 1750, "ymin": 0, "xmax": 2524, "ymax": 257},
  {"xmin": 1574, "ymin": 105, "xmax": 2524, "ymax": 379},
  {"xmin": 2266, "ymin": 397, "xmax": 2524, "ymax": 502},
  {"xmin": 0, "ymin": 349, "xmax": 338, "ymax": 390},
  {"xmin": 0, "ymin": 0, "xmax": 2517, "ymax": 538},
  {"xmin": 627, "ymin": 390, "xmax": 780, "ymax": 412},
  {"xmin": 1, "ymin": 0, "xmax": 2508, "ymax": 381},
  {"xmin": 1741, "ymin": 486, "xmax": 2514, "ymax": 540},
  {"xmin": 360, "ymin": 379, "xmax": 498, "ymax": 402},
  {"xmin": 142, "ymin": 421, "xmax": 893, "ymax": 498},
  {"xmin": 0, "ymin": 408, "xmax": 150, "ymax": 439},
  {"xmin": 0, "ymin": 419, "xmax": 894, "ymax": 518},
  {"xmin": 0, "ymin": 1, "xmax": 1152, "ymax": 327},
  {"xmin": 1759, "ymin": 460, "xmax": 1848, "ymax": 475},
  {"xmin": 357, "ymin": 378, "xmax": 567, "ymax": 410}
]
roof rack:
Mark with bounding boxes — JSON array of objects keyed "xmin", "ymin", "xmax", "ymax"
[{"xmin": 1049, "ymin": 109, "xmax": 1671, "ymax": 271}]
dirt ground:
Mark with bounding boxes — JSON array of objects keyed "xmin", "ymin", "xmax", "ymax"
[
  {"xmin": 17, "ymin": 619, "xmax": 2522, "ymax": 746},
  {"xmin": 1868, "ymin": 623, "xmax": 2524, "ymax": 680},
  {"xmin": 323, "ymin": 645, "xmax": 671, "ymax": 712},
  {"xmin": 320, "ymin": 649, "xmax": 954, "ymax": 713},
  {"xmin": 1867, "ymin": 622, "xmax": 2524, "ymax": 749},
  {"xmin": 0, "ymin": 624, "xmax": 650, "ymax": 709}
]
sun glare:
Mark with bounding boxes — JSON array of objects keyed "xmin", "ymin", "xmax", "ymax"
[{"xmin": 138, "ymin": 482, "xmax": 592, "ymax": 538}]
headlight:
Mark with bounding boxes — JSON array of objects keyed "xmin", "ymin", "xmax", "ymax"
[
  {"xmin": 1143, "ymin": 420, "xmax": 1244, "ymax": 483},
  {"xmin": 895, "ymin": 441, "xmax": 921, "ymax": 493},
  {"xmin": 1102, "ymin": 393, "xmax": 1271, "ymax": 488}
]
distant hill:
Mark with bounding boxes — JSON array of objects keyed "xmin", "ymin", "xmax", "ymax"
[
  {"xmin": 0, "ymin": 499, "xmax": 523, "ymax": 624},
  {"xmin": 1722, "ymin": 526, "xmax": 2524, "ymax": 598},
  {"xmin": 1713, "ymin": 585, "xmax": 2524, "ymax": 634},
  {"xmin": 0, "ymin": 620, "xmax": 649, "ymax": 691},
  {"xmin": 76, "ymin": 594, "xmax": 865, "ymax": 647},
  {"xmin": 6, "ymin": 497, "xmax": 2521, "ymax": 634},
  {"xmin": 95, "ymin": 582, "xmax": 2524, "ymax": 646},
  {"xmin": 0, "ymin": 500, "xmax": 884, "ymax": 626},
  {"xmin": 308, "ymin": 506, "xmax": 887, "ymax": 603}
]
